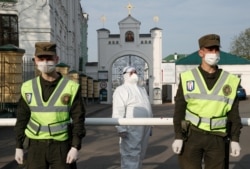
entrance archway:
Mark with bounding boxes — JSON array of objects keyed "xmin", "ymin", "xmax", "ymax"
[{"xmin": 111, "ymin": 55, "xmax": 149, "ymax": 92}]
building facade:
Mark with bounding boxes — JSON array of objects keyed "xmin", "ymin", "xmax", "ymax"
[
  {"xmin": 0, "ymin": 0, "xmax": 88, "ymax": 79},
  {"xmin": 96, "ymin": 15, "xmax": 163, "ymax": 104}
]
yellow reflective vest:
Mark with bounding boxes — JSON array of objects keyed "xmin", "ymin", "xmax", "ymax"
[
  {"xmin": 22, "ymin": 76, "xmax": 79, "ymax": 141},
  {"xmin": 181, "ymin": 68, "xmax": 240, "ymax": 133}
]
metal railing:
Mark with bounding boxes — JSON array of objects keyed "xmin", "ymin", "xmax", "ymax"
[{"xmin": 0, "ymin": 117, "xmax": 250, "ymax": 126}]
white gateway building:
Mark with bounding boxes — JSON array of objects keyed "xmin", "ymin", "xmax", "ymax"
[{"xmin": 96, "ymin": 14, "xmax": 163, "ymax": 105}]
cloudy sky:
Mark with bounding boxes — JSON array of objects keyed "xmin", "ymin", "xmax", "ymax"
[{"xmin": 81, "ymin": 0, "xmax": 250, "ymax": 62}]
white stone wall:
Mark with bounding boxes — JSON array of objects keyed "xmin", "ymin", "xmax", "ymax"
[
  {"xmin": 151, "ymin": 29, "xmax": 163, "ymax": 104},
  {"xmin": 11, "ymin": 0, "xmax": 87, "ymax": 71}
]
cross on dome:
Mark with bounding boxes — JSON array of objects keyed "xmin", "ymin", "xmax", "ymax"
[
  {"xmin": 100, "ymin": 15, "xmax": 106, "ymax": 28},
  {"xmin": 126, "ymin": 2, "xmax": 134, "ymax": 15}
]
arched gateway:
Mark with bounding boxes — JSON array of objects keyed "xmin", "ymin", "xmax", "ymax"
[
  {"xmin": 97, "ymin": 14, "xmax": 163, "ymax": 104},
  {"xmin": 112, "ymin": 55, "xmax": 149, "ymax": 92}
]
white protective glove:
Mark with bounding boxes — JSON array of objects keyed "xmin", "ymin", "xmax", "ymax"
[
  {"xmin": 66, "ymin": 147, "xmax": 78, "ymax": 164},
  {"xmin": 230, "ymin": 141, "xmax": 241, "ymax": 157},
  {"xmin": 15, "ymin": 148, "xmax": 24, "ymax": 164},
  {"xmin": 172, "ymin": 139, "xmax": 183, "ymax": 154}
]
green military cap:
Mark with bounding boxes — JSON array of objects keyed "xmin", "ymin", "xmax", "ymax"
[
  {"xmin": 35, "ymin": 42, "xmax": 57, "ymax": 56},
  {"xmin": 198, "ymin": 34, "xmax": 220, "ymax": 48}
]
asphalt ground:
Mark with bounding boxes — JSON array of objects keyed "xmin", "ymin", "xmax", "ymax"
[{"xmin": 1, "ymin": 99, "xmax": 250, "ymax": 169}]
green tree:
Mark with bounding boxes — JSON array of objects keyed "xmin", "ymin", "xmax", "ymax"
[{"xmin": 230, "ymin": 28, "xmax": 250, "ymax": 59}]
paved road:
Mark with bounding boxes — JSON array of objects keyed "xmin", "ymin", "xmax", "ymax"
[{"xmin": 1, "ymin": 99, "xmax": 250, "ymax": 169}]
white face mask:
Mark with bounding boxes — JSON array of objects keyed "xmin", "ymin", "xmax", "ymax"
[
  {"xmin": 126, "ymin": 73, "xmax": 138, "ymax": 84},
  {"xmin": 204, "ymin": 53, "xmax": 220, "ymax": 66},
  {"xmin": 37, "ymin": 61, "xmax": 56, "ymax": 73}
]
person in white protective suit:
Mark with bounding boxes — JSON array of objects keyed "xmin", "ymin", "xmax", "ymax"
[{"xmin": 112, "ymin": 66, "xmax": 153, "ymax": 169}]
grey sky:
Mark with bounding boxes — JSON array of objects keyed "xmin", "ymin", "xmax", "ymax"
[{"xmin": 81, "ymin": 0, "xmax": 250, "ymax": 62}]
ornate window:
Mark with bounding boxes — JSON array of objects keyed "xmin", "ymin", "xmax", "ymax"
[
  {"xmin": 125, "ymin": 31, "xmax": 134, "ymax": 42},
  {"xmin": 0, "ymin": 14, "xmax": 18, "ymax": 46}
]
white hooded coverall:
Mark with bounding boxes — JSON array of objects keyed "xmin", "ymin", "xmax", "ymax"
[{"xmin": 112, "ymin": 70, "xmax": 153, "ymax": 169}]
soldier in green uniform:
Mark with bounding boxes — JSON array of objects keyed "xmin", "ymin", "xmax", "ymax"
[
  {"xmin": 172, "ymin": 34, "xmax": 242, "ymax": 169},
  {"xmin": 14, "ymin": 42, "xmax": 86, "ymax": 169}
]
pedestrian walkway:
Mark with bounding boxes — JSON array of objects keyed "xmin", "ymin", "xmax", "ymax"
[{"xmin": 85, "ymin": 103, "xmax": 111, "ymax": 117}]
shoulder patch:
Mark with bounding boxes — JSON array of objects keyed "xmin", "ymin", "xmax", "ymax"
[
  {"xmin": 25, "ymin": 93, "xmax": 32, "ymax": 104},
  {"xmin": 61, "ymin": 93, "xmax": 72, "ymax": 105},
  {"xmin": 223, "ymin": 84, "xmax": 232, "ymax": 96},
  {"xmin": 186, "ymin": 80, "xmax": 195, "ymax": 91}
]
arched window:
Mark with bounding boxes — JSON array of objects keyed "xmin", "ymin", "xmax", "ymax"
[{"xmin": 125, "ymin": 31, "xmax": 134, "ymax": 42}]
